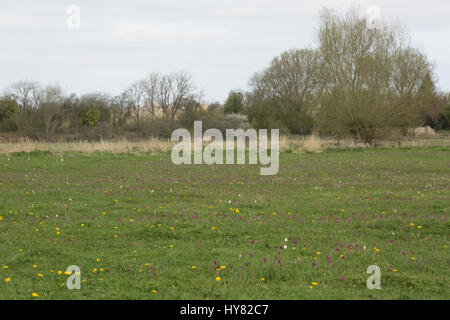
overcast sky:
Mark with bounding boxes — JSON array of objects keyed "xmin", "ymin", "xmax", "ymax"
[{"xmin": 1, "ymin": 0, "xmax": 449, "ymax": 102}]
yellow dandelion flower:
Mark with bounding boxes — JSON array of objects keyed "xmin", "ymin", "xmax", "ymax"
[
  {"xmin": 32, "ymin": 293, "xmax": 39, "ymax": 298},
  {"xmin": 215, "ymin": 276, "xmax": 221, "ymax": 281},
  {"xmin": 5, "ymin": 277, "xmax": 11, "ymax": 283}
]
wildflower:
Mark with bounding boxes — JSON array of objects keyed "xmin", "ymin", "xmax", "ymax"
[
  {"xmin": 32, "ymin": 293, "xmax": 39, "ymax": 298},
  {"xmin": 5, "ymin": 278, "xmax": 11, "ymax": 283},
  {"xmin": 215, "ymin": 276, "xmax": 221, "ymax": 281},
  {"xmin": 311, "ymin": 282, "xmax": 318, "ymax": 286},
  {"xmin": 260, "ymin": 278, "xmax": 265, "ymax": 281},
  {"xmin": 37, "ymin": 273, "xmax": 43, "ymax": 277},
  {"xmin": 152, "ymin": 289, "xmax": 157, "ymax": 294}
]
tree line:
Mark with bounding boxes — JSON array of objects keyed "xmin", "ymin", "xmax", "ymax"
[
  {"xmin": 1, "ymin": 8, "xmax": 449, "ymax": 143},
  {"xmin": 226, "ymin": 8, "xmax": 450, "ymax": 143}
]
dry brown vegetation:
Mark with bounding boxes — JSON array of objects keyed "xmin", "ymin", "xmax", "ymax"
[{"xmin": 0, "ymin": 134, "xmax": 448, "ymax": 155}]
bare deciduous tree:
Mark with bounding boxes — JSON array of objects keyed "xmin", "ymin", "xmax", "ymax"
[
  {"xmin": 8, "ymin": 80, "xmax": 42, "ymax": 110},
  {"xmin": 123, "ymin": 80, "xmax": 146, "ymax": 127}
]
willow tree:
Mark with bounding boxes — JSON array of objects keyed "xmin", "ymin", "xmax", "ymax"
[{"xmin": 316, "ymin": 8, "xmax": 432, "ymax": 143}]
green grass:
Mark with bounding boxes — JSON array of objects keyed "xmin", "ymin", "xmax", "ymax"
[{"xmin": 0, "ymin": 147, "xmax": 449, "ymax": 299}]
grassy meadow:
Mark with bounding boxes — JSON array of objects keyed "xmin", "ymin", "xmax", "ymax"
[{"xmin": 0, "ymin": 145, "xmax": 449, "ymax": 299}]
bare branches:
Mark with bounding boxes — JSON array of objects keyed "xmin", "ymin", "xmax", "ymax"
[{"xmin": 123, "ymin": 71, "xmax": 198, "ymax": 124}]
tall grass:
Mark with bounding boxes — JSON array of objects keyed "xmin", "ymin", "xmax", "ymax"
[{"xmin": 0, "ymin": 135, "xmax": 449, "ymax": 154}]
